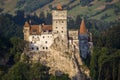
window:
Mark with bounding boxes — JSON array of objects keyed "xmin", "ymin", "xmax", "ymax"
[
  {"xmin": 32, "ymin": 47, "xmax": 34, "ymax": 50},
  {"xmin": 43, "ymin": 47, "xmax": 44, "ymax": 49},
  {"xmin": 62, "ymin": 27, "xmax": 63, "ymax": 29},
  {"xmin": 57, "ymin": 31, "xmax": 58, "ymax": 33},
  {"xmin": 56, "ymin": 21, "xmax": 58, "ymax": 23},
  {"xmin": 46, "ymin": 47, "xmax": 48, "ymax": 49},
  {"xmin": 32, "ymin": 36, "xmax": 34, "ymax": 38},
  {"xmin": 56, "ymin": 27, "xmax": 58, "ymax": 29},
  {"xmin": 62, "ymin": 21, "xmax": 64, "ymax": 23},
  {"xmin": 36, "ymin": 47, "xmax": 39, "ymax": 50},
  {"xmin": 45, "ymin": 41, "xmax": 47, "ymax": 44},
  {"xmin": 43, "ymin": 36, "xmax": 45, "ymax": 38},
  {"xmin": 61, "ymin": 31, "xmax": 63, "ymax": 33},
  {"xmin": 31, "ymin": 42, "xmax": 33, "ymax": 44}
]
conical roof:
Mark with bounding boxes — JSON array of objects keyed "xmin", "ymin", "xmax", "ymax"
[
  {"xmin": 79, "ymin": 20, "xmax": 88, "ymax": 34},
  {"xmin": 24, "ymin": 21, "xmax": 30, "ymax": 27},
  {"xmin": 57, "ymin": 4, "xmax": 62, "ymax": 10}
]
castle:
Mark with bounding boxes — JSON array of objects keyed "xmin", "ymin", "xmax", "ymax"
[{"xmin": 23, "ymin": 4, "xmax": 92, "ymax": 59}]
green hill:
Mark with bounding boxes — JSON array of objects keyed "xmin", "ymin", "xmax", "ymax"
[{"xmin": 0, "ymin": 0, "xmax": 120, "ymax": 22}]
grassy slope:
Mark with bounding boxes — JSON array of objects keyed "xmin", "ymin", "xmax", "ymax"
[
  {"xmin": 0, "ymin": 0, "xmax": 120, "ymax": 22},
  {"xmin": 68, "ymin": 0, "xmax": 120, "ymax": 22}
]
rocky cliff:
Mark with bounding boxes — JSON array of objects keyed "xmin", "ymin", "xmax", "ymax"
[{"xmin": 22, "ymin": 36, "xmax": 89, "ymax": 80}]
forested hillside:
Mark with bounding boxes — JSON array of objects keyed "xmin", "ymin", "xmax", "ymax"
[
  {"xmin": 0, "ymin": 0, "xmax": 120, "ymax": 22},
  {"xmin": 0, "ymin": 0, "xmax": 120, "ymax": 80}
]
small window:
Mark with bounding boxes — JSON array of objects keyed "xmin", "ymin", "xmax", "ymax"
[
  {"xmin": 62, "ymin": 21, "xmax": 64, "ymax": 23},
  {"xmin": 43, "ymin": 36, "xmax": 45, "ymax": 38},
  {"xmin": 36, "ymin": 47, "xmax": 39, "ymax": 50},
  {"xmin": 32, "ymin": 36, "xmax": 34, "ymax": 38},
  {"xmin": 31, "ymin": 42, "xmax": 32, "ymax": 44},
  {"xmin": 43, "ymin": 47, "xmax": 44, "ymax": 49},
  {"xmin": 57, "ymin": 31, "xmax": 58, "ymax": 33},
  {"xmin": 62, "ymin": 27, "xmax": 63, "ymax": 29},
  {"xmin": 45, "ymin": 41, "xmax": 47, "ymax": 44},
  {"xmin": 61, "ymin": 31, "xmax": 63, "ymax": 33},
  {"xmin": 56, "ymin": 27, "xmax": 58, "ymax": 29},
  {"xmin": 32, "ymin": 47, "xmax": 34, "ymax": 50},
  {"xmin": 46, "ymin": 47, "xmax": 48, "ymax": 49},
  {"xmin": 56, "ymin": 21, "xmax": 58, "ymax": 23}
]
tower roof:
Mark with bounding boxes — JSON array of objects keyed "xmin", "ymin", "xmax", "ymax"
[
  {"xmin": 79, "ymin": 20, "xmax": 88, "ymax": 34},
  {"xmin": 57, "ymin": 4, "xmax": 62, "ymax": 10},
  {"xmin": 24, "ymin": 21, "xmax": 30, "ymax": 27}
]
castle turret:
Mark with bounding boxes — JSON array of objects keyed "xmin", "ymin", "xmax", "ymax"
[
  {"xmin": 23, "ymin": 21, "xmax": 30, "ymax": 41},
  {"xmin": 52, "ymin": 4, "xmax": 68, "ymax": 48},
  {"xmin": 79, "ymin": 20, "xmax": 89, "ymax": 59}
]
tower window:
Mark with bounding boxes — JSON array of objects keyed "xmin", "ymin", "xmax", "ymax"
[{"xmin": 46, "ymin": 47, "xmax": 48, "ymax": 49}]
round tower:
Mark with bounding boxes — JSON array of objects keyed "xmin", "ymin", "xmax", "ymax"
[
  {"xmin": 79, "ymin": 20, "xmax": 89, "ymax": 59},
  {"xmin": 23, "ymin": 21, "xmax": 30, "ymax": 41}
]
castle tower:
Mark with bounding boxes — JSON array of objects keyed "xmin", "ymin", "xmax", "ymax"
[
  {"xmin": 52, "ymin": 4, "xmax": 68, "ymax": 47},
  {"xmin": 79, "ymin": 20, "xmax": 89, "ymax": 59},
  {"xmin": 23, "ymin": 21, "xmax": 30, "ymax": 41}
]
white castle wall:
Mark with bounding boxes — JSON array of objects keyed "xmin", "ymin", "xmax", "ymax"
[{"xmin": 29, "ymin": 34, "xmax": 53, "ymax": 51}]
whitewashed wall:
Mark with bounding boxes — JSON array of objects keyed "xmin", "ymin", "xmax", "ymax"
[{"xmin": 29, "ymin": 34, "xmax": 53, "ymax": 51}]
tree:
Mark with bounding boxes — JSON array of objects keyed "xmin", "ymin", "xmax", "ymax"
[
  {"xmin": 29, "ymin": 63, "xmax": 50, "ymax": 80},
  {"xmin": 2, "ymin": 62, "xmax": 29, "ymax": 80},
  {"xmin": 49, "ymin": 74, "xmax": 70, "ymax": 80}
]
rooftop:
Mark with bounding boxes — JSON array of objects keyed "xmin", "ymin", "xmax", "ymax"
[{"xmin": 79, "ymin": 20, "xmax": 88, "ymax": 34}]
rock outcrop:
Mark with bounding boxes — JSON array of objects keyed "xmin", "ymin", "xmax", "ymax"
[{"xmin": 23, "ymin": 36, "xmax": 89, "ymax": 80}]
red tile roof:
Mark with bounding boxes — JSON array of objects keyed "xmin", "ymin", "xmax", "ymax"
[
  {"xmin": 79, "ymin": 20, "xmax": 88, "ymax": 34},
  {"xmin": 24, "ymin": 21, "xmax": 30, "ymax": 27},
  {"xmin": 42, "ymin": 25, "xmax": 52, "ymax": 31},
  {"xmin": 57, "ymin": 4, "xmax": 62, "ymax": 10},
  {"xmin": 30, "ymin": 25, "xmax": 41, "ymax": 35}
]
